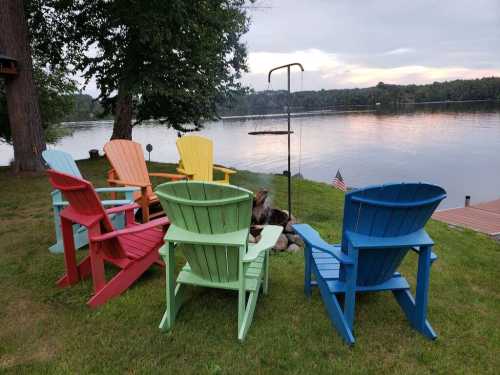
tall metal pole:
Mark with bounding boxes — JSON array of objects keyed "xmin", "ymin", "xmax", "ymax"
[
  {"xmin": 287, "ymin": 66, "xmax": 291, "ymax": 217},
  {"xmin": 268, "ymin": 62, "xmax": 304, "ymax": 217}
]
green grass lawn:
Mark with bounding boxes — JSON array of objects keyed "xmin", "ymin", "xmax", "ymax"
[{"xmin": 1, "ymin": 158, "xmax": 499, "ymax": 374}]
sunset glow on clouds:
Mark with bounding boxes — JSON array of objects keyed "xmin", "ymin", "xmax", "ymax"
[
  {"xmin": 242, "ymin": 49, "xmax": 500, "ymax": 91},
  {"xmin": 241, "ymin": 0, "xmax": 500, "ymax": 91}
]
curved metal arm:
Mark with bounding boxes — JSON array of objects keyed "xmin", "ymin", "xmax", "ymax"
[{"xmin": 268, "ymin": 63, "xmax": 304, "ymax": 82}]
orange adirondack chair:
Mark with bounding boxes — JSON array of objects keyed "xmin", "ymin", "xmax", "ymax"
[
  {"xmin": 104, "ymin": 140, "xmax": 185, "ymax": 222},
  {"xmin": 176, "ymin": 135, "xmax": 236, "ymax": 183},
  {"xmin": 46, "ymin": 169, "xmax": 169, "ymax": 308}
]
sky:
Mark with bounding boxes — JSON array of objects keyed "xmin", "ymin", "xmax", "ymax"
[
  {"xmin": 84, "ymin": 0, "xmax": 500, "ymax": 95},
  {"xmin": 241, "ymin": 0, "xmax": 500, "ymax": 91}
]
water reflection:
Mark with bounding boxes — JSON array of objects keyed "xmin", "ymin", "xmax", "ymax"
[{"xmin": 1, "ymin": 103, "xmax": 499, "ymax": 209}]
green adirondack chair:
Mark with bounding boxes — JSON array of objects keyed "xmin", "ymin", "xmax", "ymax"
[{"xmin": 155, "ymin": 181, "xmax": 283, "ymax": 341}]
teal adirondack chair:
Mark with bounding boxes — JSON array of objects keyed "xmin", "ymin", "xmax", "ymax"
[
  {"xmin": 155, "ymin": 181, "xmax": 283, "ymax": 341},
  {"xmin": 294, "ymin": 182, "xmax": 446, "ymax": 345},
  {"xmin": 42, "ymin": 150, "xmax": 138, "ymax": 253}
]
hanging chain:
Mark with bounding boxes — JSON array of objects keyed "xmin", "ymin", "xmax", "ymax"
[{"xmin": 296, "ymin": 70, "xmax": 304, "ymax": 218}]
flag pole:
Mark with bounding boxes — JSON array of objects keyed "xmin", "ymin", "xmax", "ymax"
[{"xmin": 268, "ymin": 62, "xmax": 304, "ymax": 217}]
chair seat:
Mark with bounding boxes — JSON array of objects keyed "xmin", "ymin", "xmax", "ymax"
[
  {"xmin": 120, "ymin": 226, "xmax": 165, "ymax": 260},
  {"xmin": 177, "ymin": 253, "xmax": 265, "ymax": 291},
  {"xmin": 311, "ymin": 248, "xmax": 410, "ymax": 293},
  {"xmin": 312, "ymin": 247, "xmax": 340, "ymax": 280}
]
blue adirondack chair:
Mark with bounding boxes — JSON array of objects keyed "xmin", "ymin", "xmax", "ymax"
[
  {"xmin": 42, "ymin": 150, "xmax": 139, "ymax": 253},
  {"xmin": 293, "ymin": 182, "xmax": 446, "ymax": 345}
]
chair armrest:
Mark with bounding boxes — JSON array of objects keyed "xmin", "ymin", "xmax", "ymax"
[
  {"xmin": 53, "ymin": 201, "xmax": 69, "ymax": 207},
  {"xmin": 107, "ymin": 179, "xmax": 150, "ymax": 188},
  {"xmin": 104, "ymin": 203, "xmax": 140, "ymax": 215},
  {"xmin": 53, "ymin": 198, "xmax": 134, "ymax": 208},
  {"xmin": 90, "ymin": 216, "xmax": 169, "ymax": 242},
  {"xmin": 95, "ymin": 186, "xmax": 140, "ymax": 193},
  {"xmin": 242, "ymin": 225, "xmax": 283, "ymax": 262},
  {"xmin": 176, "ymin": 167, "xmax": 194, "ymax": 177},
  {"xmin": 345, "ymin": 229, "xmax": 434, "ymax": 250},
  {"xmin": 292, "ymin": 224, "xmax": 354, "ymax": 264},
  {"xmin": 213, "ymin": 166, "xmax": 236, "ymax": 175},
  {"xmin": 149, "ymin": 172, "xmax": 187, "ymax": 181},
  {"xmin": 101, "ymin": 199, "xmax": 135, "ymax": 207}
]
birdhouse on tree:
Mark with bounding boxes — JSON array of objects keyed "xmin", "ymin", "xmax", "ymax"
[{"xmin": 0, "ymin": 53, "xmax": 18, "ymax": 77}]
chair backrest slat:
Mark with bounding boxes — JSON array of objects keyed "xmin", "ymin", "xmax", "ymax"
[
  {"xmin": 156, "ymin": 181, "xmax": 253, "ymax": 282},
  {"xmin": 341, "ymin": 183, "xmax": 446, "ymax": 286},
  {"xmin": 42, "ymin": 150, "xmax": 83, "ymax": 178},
  {"xmin": 104, "ymin": 140, "xmax": 153, "ymax": 199},
  {"xmin": 176, "ymin": 135, "xmax": 214, "ymax": 181}
]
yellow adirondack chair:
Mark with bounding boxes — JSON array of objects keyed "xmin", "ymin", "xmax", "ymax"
[{"xmin": 176, "ymin": 135, "xmax": 236, "ymax": 184}]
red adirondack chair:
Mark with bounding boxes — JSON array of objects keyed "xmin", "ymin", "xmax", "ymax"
[{"xmin": 46, "ymin": 169, "xmax": 169, "ymax": 308}]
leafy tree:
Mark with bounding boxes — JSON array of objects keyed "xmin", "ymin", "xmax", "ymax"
[
  {"xmin": 0, "ymin": 0, "xmax": 79, "ymax": 171},
  {"xmin": 0, "ymin": 65, "xmax": 77, "ymax": 143},
  {"xmin": 42, "ymin": 0, "xmax": 252, "ymax": 139},
  {"xmin": 0, "ymin": 0, "xmax": 46, "ymax": 172}
]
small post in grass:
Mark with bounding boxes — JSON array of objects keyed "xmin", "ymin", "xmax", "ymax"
[{"xmin": 146, "ymin": 144, "xmax": 153, "ymax": 162}]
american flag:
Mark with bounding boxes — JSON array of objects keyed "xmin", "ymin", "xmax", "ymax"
[{"xmin": 332, "ymin": 169, "xmax": 347, "ymax": 192}]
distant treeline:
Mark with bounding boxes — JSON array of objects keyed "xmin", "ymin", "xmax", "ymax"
[
  {"xmin": 63, "ymin": 94, "xmax": 109, "ymax": 122},
  {"xmin": 62, "ymin": 77, "xmax": 500, "ymax": 121},
  {"xmin": 219, "ymin": 77, "xmax": 500, "ymax": 116}
]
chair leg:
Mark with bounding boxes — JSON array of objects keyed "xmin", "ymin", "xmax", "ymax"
[
  {"xmin": 415, "ymin": 245, "xmax": 432, "ymax": 331},
  {"xmin": 344, "ymin": 244, "xmax": 359, "ymax": 332},
  {"xmin": 88, "ymin": 233, "xmax": 106, "ymax": 296},
  {"xmin": 50, "ymin": 193, "xmax": 64, "ymax": 253},
  {"xmin": 262, "ymin": 250, "xmax": 269, "ymax": 295},
  {"xmin": 56, "ymin": 255, "xmax": 92, "ymax": 287},
  {"xmin": 88, "ymin": 248, "xmax": 159, "ymax": 308},
  {"xmin": 237, "ymin": 251, "xmax": 246, "ymax": 337},
  {"xmin": 174, "ymin": 283, "xmax": 189, "ymax": 316},
  {"xmin": 319, "ymin": 242, "xmax": 358, "ymax": 345},
  {"xmin": 50, "ymin": 209, "xmax": 64, "ymax": 253},
  {"xmin": 89, "ymin": 254, "xmax": 106, "ymax": 297},
  {"xmin": 393, "ymin": 245, "xmax": 437, "ymax": 340},
  {"xmin": 141, "ymin": 193, "xmax": 150, "ymax": 222},
  {"xmin": 239, "ymin": 255, "xmax": 268, "ymax": 341},
  {"xmin": 393, "ymin": 289, "xmax": 437, "ymax": 340},
  {"xmin": 317, "ymin": 276, "xmax": 355, "ymax": 345},
  {"xmin": 238, "ymin": 288, "xmax": 260, "ymax": 342},
  {"xmin": 159, "ymin": 242, "xmax": 176, "ymax": 331},
  {"xmin": 304, "ymin": 245, "xmax": 312, "ymax": 297},
  {"xmin": 59, "ymin": 216, "xmax": 80, "ymax": 286}
]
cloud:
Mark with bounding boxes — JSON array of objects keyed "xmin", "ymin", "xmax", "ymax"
[
  {"xmin": 242, "ymin": 49, "xmax": 500, "ymax": 91},
  {"xmin": 240, "ymin": 0, "xmax": 500, "ymax": 90},
  {"xmin": 383, "ymin": 48, "xmax": 416, "ymax": 56},
  {"xmin": 81, "ymin": 0, "xmax": 500, "ymax": 96}
]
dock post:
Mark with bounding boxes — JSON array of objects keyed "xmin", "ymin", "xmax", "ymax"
[{"xmin": 465, "ymin": 196, "xmax": 471, "ymax": 207}]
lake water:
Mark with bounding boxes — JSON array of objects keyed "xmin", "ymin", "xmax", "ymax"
[{"xmin": 1, "ymin": 103, "xmax": 499, "ymax": 209}]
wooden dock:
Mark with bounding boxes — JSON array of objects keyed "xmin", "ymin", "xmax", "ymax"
[{"xmin": 432, "ymin": 199, "xmax": 500, "ymax": 237}]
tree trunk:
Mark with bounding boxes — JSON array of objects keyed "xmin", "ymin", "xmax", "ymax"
[
  {"xmin": 0, "ymin": 0, "xmax": 46, "ymax": 173},
  {"xmin": 111, "ymin": 88, "xmax": 133, "ymax": 140}
]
